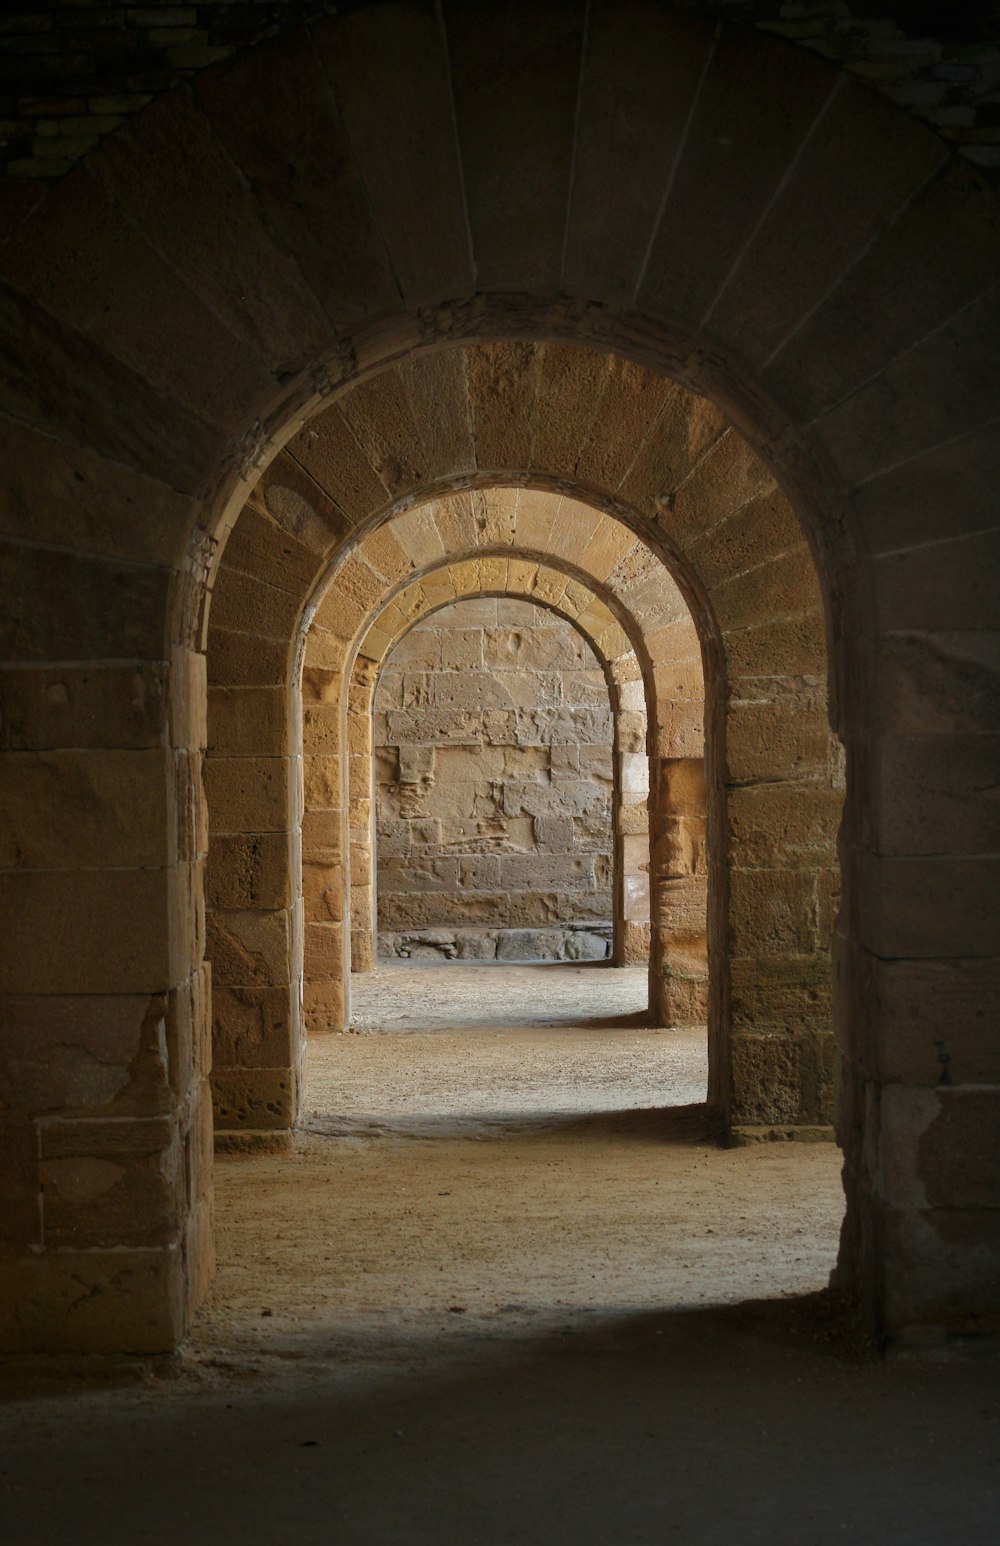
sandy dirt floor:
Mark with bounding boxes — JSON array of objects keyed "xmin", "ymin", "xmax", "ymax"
[{"xmin": 1, "ymin": 965, "xmax": 997, "ymax": 1545}]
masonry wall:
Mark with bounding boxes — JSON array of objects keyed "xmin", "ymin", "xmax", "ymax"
[{"xmin": 373, "ymin": 598, "xmax": 617, "ymax": 962}]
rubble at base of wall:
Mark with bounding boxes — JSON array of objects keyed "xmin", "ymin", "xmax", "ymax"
[{"xmin": 377, "ymin": 923, "xmax": 613, "ymax": 963}]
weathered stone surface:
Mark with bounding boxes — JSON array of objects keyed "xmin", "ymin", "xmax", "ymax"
[
  {"xmin": 203, "ymin": 755, "xmax": 290, "ymax": 835},
  {"xmin": 0, "ymin": 663, "xmax": 169, "ymax": 752},
  {"xmin": 212, "ymin": 985, "xmax": 295, "ymax": 1071},
  {"xmin": 1, "ymin": 1247, "xmax": 186, "ymax": 1354},
  {"xmin": 372, "ymin": 600, "xmax": 618, "ymax": 961},
  {"xmin": 211, "ymin": 1068, "xmax": 296, "ymax": 1132},
  {"xmin": 206, "ymin": 909, "xmax": 293, "ymax": 989},
  {"xmin": 207, "ymin": 832, "xmax": 291, "ymax": 911},
  {"xmin": 39, "ymin": 1114, "xmax": 184, "ymax": 1250}
]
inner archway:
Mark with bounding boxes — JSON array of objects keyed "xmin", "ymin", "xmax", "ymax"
[{"xmin": 371, "ymin": 595, "xmax": 623, "ymax": 970}]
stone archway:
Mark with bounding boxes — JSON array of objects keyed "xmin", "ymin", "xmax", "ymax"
[
  {"xmin": 345, "ymin": 569, "xmax": 656, "ymax": 981},
  {"xmin": 206, "ymin": 382, "xmax": 837, "ymax": 1154},
  {"xmin": 2, "ymin": 3, "xmax": 996, "ymax": 1350}
]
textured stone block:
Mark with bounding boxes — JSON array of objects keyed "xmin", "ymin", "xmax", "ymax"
[
  {"xmin": 0, "ymin": 662, "xmax": 169, "ymax": 752},
  {"xmin": 204, "ymin": 755, "xmax": 291, "ymax": 835},
  {"xmin": 40, "ymin": 1114, "xmax": 184, "ymax": 1250},
  {"xmin": 207, "ymin": 831, "xmax": 291, "ymax": 911},
  {"xmin": 0, "ymin": 1246, "xmax": 186, "ymax": 1353},
  {"xmin": 206, "ymin": 909, "xmax": 293, "ymax": 989},
  {"xmin": 211, "ymin": 1067, "xmax": 296, "ymax": 1132},
  {"xmin": 0, "ymin": 864, "xmax": 203, "ymax": 994},
  {"xmin": 212, "ymin": 985, "xmax": 295, "ymax": 1071}
]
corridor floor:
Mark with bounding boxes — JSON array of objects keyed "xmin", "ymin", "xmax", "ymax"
[{"xmin": 1, "ymin": 965, "xmax": 997, "ymax": 1544}]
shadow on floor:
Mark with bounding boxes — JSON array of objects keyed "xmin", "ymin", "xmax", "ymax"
[
  {"xmin": 2, "ymin": 1294, "xmax": 997, "ymax": 1546},
  {"xmin": 303, "ymin": 1102, "xmax": 713, "ymax": 1143}
]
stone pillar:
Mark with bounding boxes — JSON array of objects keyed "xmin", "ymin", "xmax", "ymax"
[
  {"xmin": 205, "ymin": 558, "xmax": 302, "ymax": 1140},
  {"xmin": 0, "ymin": 599, "xmax": 213, "ymax": 1350},
  {"xmin": 299, "ymin": 639, "xmax": 349, "ymax": 1034},
  {"xmin": 721, "ymin": 679, "xmax": 840, "ymax": 1135},
  {"xmin": 834, "ymin": 620, "xmax": 1000, "ymax": 1338},
  {"xmin": 614, "ymin": 746, "xmax": 651, "ymax": 966},
  {"xmin": 649, "ymin": 758, "xmax": 709, "ymax": 1027},
  {"xmin": 347, "ymin": 658, "xmax": 377, "ymax": 974}
]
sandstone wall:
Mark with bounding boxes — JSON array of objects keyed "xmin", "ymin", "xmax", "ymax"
[{"xmin": 373, "ymin": 597, "xmax": 618, "ymax": 962}]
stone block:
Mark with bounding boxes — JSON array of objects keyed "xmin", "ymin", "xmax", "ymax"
[
  {"xmin": 1, "ymin": 543, "xmax": 174, "ymax": 668},
  {"xmin": 500, "ymin": 853, "xmax": 593, "ymax": 891},
  {"xmin": 623, "ymin": 872, "xmax": 650, "ymax": 922},
  {"xmin": 222, "ymin": 504, "xmax": 323, "ymax": 594},
  {"xmin": 258, "ymin": 457, "xmax": 350, "ymax": 554},
  {"xmin": 378, "ymin": 892, "xmax": 509, "ymax": 931},
  {"xmin": 726, "ymin": 611, "xmax": 827, "ymax": 680},
  {"xmin": 727, "ymin": 783, "xmax": 842, "ymax": 869},
  {"xmin": 578, "ymin": 746, "xmax": 614, "ymax": 781},
  {"xmin": 385, "ymin": 629, "xmax": 440, "ymax": 671},
  {"xmin": 301, "ymin": 861, "xmax": 344, "ymax": 925},
  {"xmin": 433, "ymin": 671, "xmax": 519, "ymax": 710},
  {"xmin": 212, "ymin": 985, "xmax": 295, "ymax": 1072},
  {"xmin": 400, "ymin": 353, "xmax": 478, "ymax": 483},
  {"xmin": 572, "ymin": 362, "xmax": 674, "ymax": 496},
  {"xmin": 707, "ymin": 73, "xmax": 946, "ymax": 372},
  {"xmin": 458, "ymin": 855, "xmax": 501, "ymax": 889},
  {"xmin": 658, "ymin": 963, "xmax": 710, "ymax": 1029},
  {"xmin": 337, "ymin": 376, "xmax": 428, "ymax": 505},
  {"xmin": 204, "ymin": 754, "xmax": 290, "ymax": 835},
  {"xmin": 881, "ymin": 1204, "xmax": 1000, "ymax": 1335},
  {"xmin": 562, "ymin": 668, "xmax": 608, "ymax": 707},
  {"xmin": 0, "ymin": 1246, "xmax": 186, "ymax": 1353},
  {"xmin": 0, "ymin": 863, "xmax": 202, "ymax": 994},
  {"xmin": 621, "ymin": 752, "xmax": 650, "ymax": 802},
  {"xmin": 211, "ymin": 1066, "xmax": 296, "ymax": 1132},
  {"xmin": 618, "ymin": 803, "xmax": 649, "ymax": 837},
  {"xmin": 209, "ymin": 564, "xmax": 302, "ymax": 643},
  {"xmin": 638, "ymin": 19, "xmax": 837, "ymax": 327},
  {"xmin": 197, "ymin": 15, "xmax": 400, "ymax": 327},
  {"xmin": 876, "ymin": 957, "xmax": 1000, "ymax": 1087},
  {"xmin": 858, "ymin": 853, "xmax": 998, "ymax": 959},
  {"xmin": 438, "ymin": 629, "xmax": 482, "ymax": 670},
  {"xmin": 207, "ymin": 685, "xmax": 287, "ymax": 757},
  {"xmin": 565, "ymin": 929, "xmax": 611, "ymax": 961},
  {"xmin": 870, "ymin": 632, "xmax": 1000, "ymax": 739},
  {"xmin": 686, "ymin": 486, "xmax": 801, "ymax": 586},
  {"xmin": 209, "ymin": 624, "xmax": 290, "ymax": 688},
  {"xmin": 484, "ymin": 625, "xmax": 584, "ymax": 671},
  {"xmin": 304, "ymin": 978, "xmax": 346, "ymax": 1033},
  {"xmin": 729, "ymin": 955, "xmax": 832, "ymax": 1038},
  {"xmin": 302, "ymin": 755, "xmax": 341, "ymax": 811},
  {"xmin": 303, "ymin": 917, "xmax": 344, "ymax": 981},
  {"xmin": 874, "ymin": 733, "xmax": 1000, "ymax": 856},
  {"xmin": 0, "ymin": 662, "xmax": 169, "ymax": 752},
  {"xmin": 730, "ymin": 1032, "xmax": 802, "ymax": 1127},
  {"xmin": 495, "ymin": 929, "xmax": 561, "ymax": 962},
  {"xmin": 206, "ymin": 908, "xmax": 293, "ymax": 989},
  {"xmin": 0, "ymin": 1120, "xmax": 40, "ymax": 1249},
  {"xmin": 301, "ymin": 704, "xmax": 341, "ymax": 756},
  {"xmin": 207, "ymin": 831, "xmax": 291, "ymax": 910},
  {"xmin": 39, "ymin": 1114, "xmax": 184, "ymax": 1250},
  {"xmin": 654, "ymin": 874, "xmax": 708, "ymax": 938},
  {"xmin": 351, "ymin": 927, "xmax": 376, "ymax": 974},
  {"xmin": 0, "ymin": 991, "xmax": 174, "ymax": 1124},
  {"xmin": 728, "ymin": 868, "xmax": 823, "ymax": 956},
  {"xmin": 300, "ymin": 809, "xmax": 343, "ymax": 865},
  {"xmin": 379, "ymin": 856, "xmax": 459, "ymax": 893},
  {"xmin": 0, "ymin": 747, "xmax": 174, "ymax": 870},
  {"xmin": 726, "ymin": 702, "xmax": 830, "ymax": 784},
  {"xmin": 621, "ymin": 920, "xmax": 652, "ymax": 966}
]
